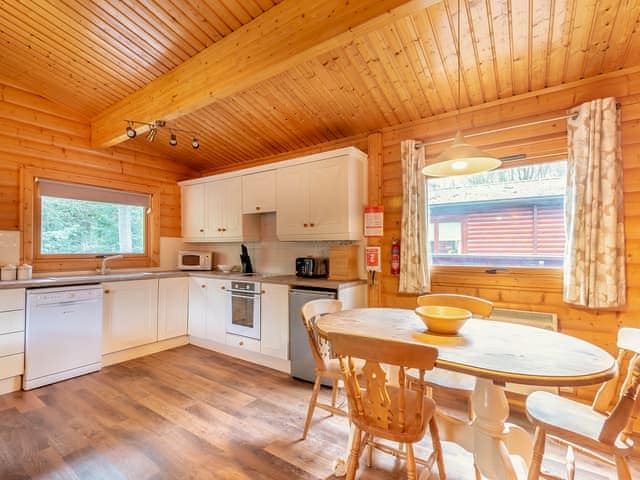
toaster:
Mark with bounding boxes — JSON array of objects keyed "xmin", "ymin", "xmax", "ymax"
[{"xmin": 295, "ymin": 257, "xmax": 328, "ymax": 278}]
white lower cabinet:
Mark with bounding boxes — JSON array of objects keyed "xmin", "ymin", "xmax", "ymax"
[
  {"xmin": 158, "ymin": 277, "xmax": 189, "ymax": 341},
  {"xmin": 260, "ymin": 283, "xmax": 289, "ymax": 360},
  {"xmin": 206, "ymin": 278, "xmax": 227, "ymax": 343},
  {"xmin": 188, "ymin": 276, "xmax": 226, "ymax": 343},
  {"xmin": 103, "ymin": 279, "xmax": 159, "ymax": 354},
  {"xmin": 226, "ymin": 333, "xmax": 261, "ymax": 352},
  {"xmin": 188, "ymin": 277, "xmax": 291, "ymax": 366},
  {"xmin": 0, "ymin": 288, "xmax": 25, "ymax": 391},
  {"xmin": 188, "ymin": 277, "xmax": 208, "ymax": 339}
]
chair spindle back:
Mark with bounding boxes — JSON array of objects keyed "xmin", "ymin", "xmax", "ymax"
[
  {"xmin": 301, "ymin": 299, "xmax": 343, "ymax": 372},
  {"xmin": 329, "ymin": 332, "xmax": 438, "ymax": 434}
]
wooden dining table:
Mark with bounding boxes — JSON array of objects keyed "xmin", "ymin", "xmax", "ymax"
[{"xmin": 316, "ymin": 308, "xmax": 617, "ymax": 480}]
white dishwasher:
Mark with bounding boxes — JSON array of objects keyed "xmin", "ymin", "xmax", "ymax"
[{"xmin": 24, "ymin": 284, "xmax": 103, "ymax": 390}]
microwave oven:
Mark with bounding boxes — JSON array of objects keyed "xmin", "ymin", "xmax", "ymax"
[{"xmin": 178, "ymin": 251, "xmax": 213, "ymax": 270}]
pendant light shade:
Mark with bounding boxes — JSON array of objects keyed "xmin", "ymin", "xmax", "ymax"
[
  {"xmin": 421, "ymin": 0, "xmax": 501, "ymax": 178},
  {"xmin": 422, "ymin": 131, "xmax": 502, "ymax": 177}
]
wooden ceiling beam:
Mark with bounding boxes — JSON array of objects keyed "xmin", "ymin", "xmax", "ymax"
[{"xmin": 90, "ymin": 0, "xmax": 440, "ymax": 148}]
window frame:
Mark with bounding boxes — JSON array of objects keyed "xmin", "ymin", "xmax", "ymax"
[
  {"xmin": 425, "ymin": 158, "xmax": 567, "ymax": 272},
  {"xmin": 22, "ymin": 168, "xmax": 161, "ymax": 272}
]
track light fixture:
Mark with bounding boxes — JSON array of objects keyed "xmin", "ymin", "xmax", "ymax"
[
  {"xmin": 123, "ymin": 120, "xmax": 201, "ymax": 149},
  {"xmin": 126, "ymin": 121, "xmax": 137, "ymax": 138},
  {"xmin": 146, "ymin": 127, "xmax": 158, "ymax": 143}
]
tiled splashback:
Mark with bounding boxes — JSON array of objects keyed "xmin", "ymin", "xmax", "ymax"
[
  {"xmin": 0, "ymin": 216, "xmax": 364, "ymax": 276},
  {"xmin": 0, "ymin": 231, "xmax": 20, "ymax": 265},
  {"xmin": 181, "ymin": 213, "xmax": 365, "ymax": 276}
]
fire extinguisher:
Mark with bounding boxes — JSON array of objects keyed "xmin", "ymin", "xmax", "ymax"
[{"xmin": 391, "ymin": 238, "xmax": 400, "ymax": 275}]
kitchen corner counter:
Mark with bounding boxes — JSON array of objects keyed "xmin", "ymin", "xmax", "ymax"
[
  {"xmin": 188, "ymin": 272, "xmax": 365, "ymax": 289},
  {"xmin": 0, "ymin": 270, "xmax": 366, "ymax": 290},
  {"xmin": 257, "ymin": 275, "xmax": 366, "ymax": 290},
  {"xmin": 0, "ymin": 270, "xmax": 187, "ymax": 289}
]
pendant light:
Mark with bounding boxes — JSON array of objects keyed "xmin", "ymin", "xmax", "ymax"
[{"xmin": 422, "ymin": 0, "xmax": 501, "ymax": 177}]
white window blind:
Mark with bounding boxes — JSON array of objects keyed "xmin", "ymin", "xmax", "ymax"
[{"xmin": 38, "ymin": 179, "xmax": 150, "ymax": 207}]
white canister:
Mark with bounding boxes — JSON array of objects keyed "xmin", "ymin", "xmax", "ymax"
[
  {"xmin": 0, "ymin": 264, "xmax": 17, "ymax": 281},
  {"xmin": 17, "ymin": 264, "xmax": 32, "ymax": 280}
]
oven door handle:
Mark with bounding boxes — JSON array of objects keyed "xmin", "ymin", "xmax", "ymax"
[{"xmin": 228, "ymin": 292, "xmax": 259, "ymax": 299}]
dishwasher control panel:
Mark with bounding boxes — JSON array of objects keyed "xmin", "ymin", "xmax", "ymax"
[{"xmin": 33, "ymin": 288, "xmax": 102, "ymax": 305}]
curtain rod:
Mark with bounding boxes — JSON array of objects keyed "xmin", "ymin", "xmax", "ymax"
[{"xmin": 415, "ymin": 102, "xmax": 622, "ymax": 149}]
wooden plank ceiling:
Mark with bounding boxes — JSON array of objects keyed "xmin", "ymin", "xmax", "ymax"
[{"xmin": 1, "ymin": 0, "xmax": 640, "ymax": 173}]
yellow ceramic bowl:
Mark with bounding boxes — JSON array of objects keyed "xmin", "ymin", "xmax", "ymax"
[{"xmin": 415, "ymin": 305, "xmax": 472, "ymax": 335}]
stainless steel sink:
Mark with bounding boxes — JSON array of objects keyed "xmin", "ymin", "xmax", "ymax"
[
  {"xmin": 109, "ymin": 272, "xmax": 155, "ymax": 278},
  {"xmin": 47, "ymin": 272, "xmax": 156, "ymax": 281}
]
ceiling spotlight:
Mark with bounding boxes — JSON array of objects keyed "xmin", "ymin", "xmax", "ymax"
[
  {"xmin": 124, "ymin": 119, "xmax": 201, "ymax": 149},
  {"xmin": 126, "ymin": 122, "xmax": 137, "ymax": 139},
  {"xmin": 146, "ymin": 127, "xmax": 158, "ymax": 143}
]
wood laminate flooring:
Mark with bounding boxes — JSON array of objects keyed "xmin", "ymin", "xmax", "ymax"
[{"xmin": 0, "ymin": 345, "xmax": 637, "ymax": 479}]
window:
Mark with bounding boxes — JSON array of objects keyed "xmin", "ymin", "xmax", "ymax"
[
  {"xmin": 37, "ymin": 179, "xmax": 150, "ymax": 256},
  {"xmin": 427, "ymin": 161, "xmax": 567, "ymax": 267}
]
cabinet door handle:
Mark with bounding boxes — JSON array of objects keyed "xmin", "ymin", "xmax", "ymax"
[
  {"xmin": 221, "ymin": 286, "xmax": 226, "ymax": 290},
  {"xmin": 222, "ymin": 228, "xmax": 227, "ymax": 232},
  {"xmin": 239, "ymin": 341, "xmax": 244, "ymax": 346},
  {"xmin": 261, "ymin": 290, "xmax": 266, "ymax": 294},
  {"xmin": 199, "ymin": 228, "xmax": 204, "ymax": 232},
  {"xmin": 201, "ymin": 284, "xmax": 206, "ymax": 289},
  {"xmin": 309, "ymin": 223, "xmax": 315, "ymax": 227},
  {"xmin": 217, "ymin": 228, "xmax": 222, "ymax": 232},
  {"xmin": 303, "ymin": 223, "xmax": 308, "ymax": 228},
  {"xmin": 104, "ymin": 289, "xmax": 110, "ymax": 294},
  {"xmin": 255, "ymin": 206, "xmax": 261, "ymax": 211}
]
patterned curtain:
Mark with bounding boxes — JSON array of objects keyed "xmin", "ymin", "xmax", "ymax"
[
  {"xmin": 399, "ymin": 140, "xmax": 431, "ymax": 294},
  {"xmin": 564, "ymin": 97, "xmax": 626, "ymax": 308}
]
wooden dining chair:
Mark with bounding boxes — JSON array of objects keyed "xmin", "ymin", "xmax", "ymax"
[
  {"xmin": 301, "ymin": 299, "xmax": 356, "ymax": 440},
  {"xmin": 415, "ymin": 293, "xmax": 494, "ymax": 420},
  {"xmin": 329, "ymin": 331, "xmax": 446, "ymax": 480},
  {"xmin": 526, "ymin": 327, "xmax": 640, "ymax": 480}
]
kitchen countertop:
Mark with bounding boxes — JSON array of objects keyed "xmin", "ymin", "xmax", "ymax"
[{"xmin": 0, "ymin": 270, "xmax": 366, "ymax": 290}]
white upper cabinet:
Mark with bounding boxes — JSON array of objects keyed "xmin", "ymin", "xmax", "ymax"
[
  {"xmin": 276, "ymin": 152, "xmax": 366, "ymax": 240},
  {"xmin": 206, "ymin": 177, "xmax": 245, "ymax": 241},
  {"xmin": 274, "ymin": 164, "xmax": 310, "ymax": 237},
  {"xmin": 182, "ymin": 183, "xmax": 206, "ymax": 240},
  {"xmin": 183, "ymin": 177, "xmax": 259, "ymax": 243},
  {"xmin": 181, "ymin": 147, "xmax": 366, "ymax": 243},
  {"xmin": 242, "ymin": 170, "xmax": 276, "ymax": 214}
]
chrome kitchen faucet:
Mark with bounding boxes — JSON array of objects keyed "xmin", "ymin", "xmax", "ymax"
[{"xmin": 98, "ymin": 254, "xmax": 123, "ymax": 274}]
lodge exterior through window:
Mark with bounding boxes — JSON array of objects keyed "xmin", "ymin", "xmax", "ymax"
[{"xmin": 427, "ymin": 161, "xmax": 566, "ymax": 268}]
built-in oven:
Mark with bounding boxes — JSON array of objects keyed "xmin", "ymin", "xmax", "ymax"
[{"xmin": 225, "ymin": 280, "xmax": 261, "ymax": 340}]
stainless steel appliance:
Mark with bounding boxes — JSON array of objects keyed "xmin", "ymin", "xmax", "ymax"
[
  {"xmin": 289, "ymin": 287, "xmax": 337, "ymax": 385},
  {"xmin": 178, "ymin": 250, "xmax": 213, "ymax": 270},
  {"xmin": 295, "ymin": 257, "xmax": 328, "ymax": 278},
  {"xmin": 24, "ymin": 285, "xmax": 103, "ymax": 390},
  {"xmin": 225, "ymin": 280, "xmax": 261, "ymax": 339}
]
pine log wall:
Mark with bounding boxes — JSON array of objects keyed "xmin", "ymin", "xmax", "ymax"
[
  {"xmin": 0, "ymin": 80, "xmax": 194, "ymax": 245},
  {"xmin": 368, "ymin": 67, "xmax": 640, "ymax": 404}
]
